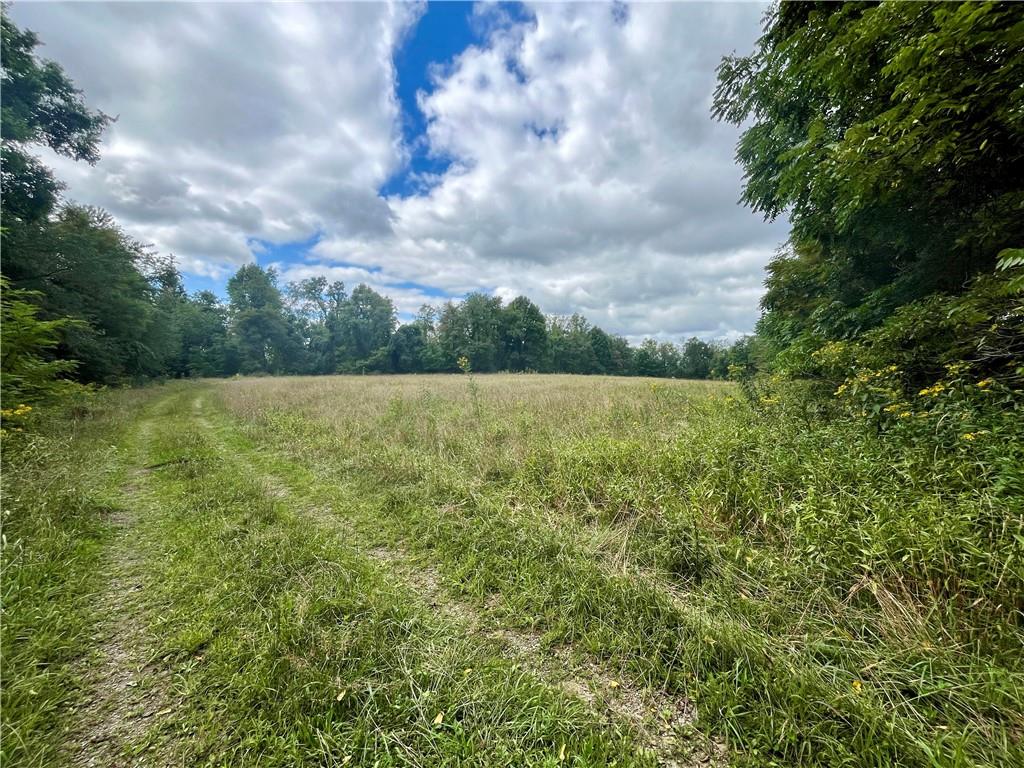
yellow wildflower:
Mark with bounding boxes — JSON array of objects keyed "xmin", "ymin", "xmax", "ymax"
[
  {"xmin": 918, "ymin": 383, "xmax": 946, "ymax": 397},
  {"xmin": 976, "ymin": 378, "xmax": 993, "ymax": 389},
  {"xmin": 961, "ymin": 433, "xmax": 976, "ymax": 441}
]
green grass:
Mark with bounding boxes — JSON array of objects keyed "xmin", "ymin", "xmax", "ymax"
[
  {"xmin": 0, "ymin": 391, "xmax": 141, "ymax": 767},
  {"xmin": 127, "ymin": 389, "xmax": 650, "ymax": 766},
  {"xmin": 2, "ymin": 374, "xmax": 1021, "ymax": 767}
]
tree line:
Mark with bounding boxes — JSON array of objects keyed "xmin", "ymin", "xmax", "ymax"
[
  {"xmin": 712, "ymin": 1, "xmax": 1022, "ymax": 399},
  {"xmin": 164, "ymin": 265, "xmax": 752, "ymax": 379}
]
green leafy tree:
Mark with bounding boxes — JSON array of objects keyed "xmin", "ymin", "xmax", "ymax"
[
  {"xmin": 227, "ymin": 265, "xmax": 301, "ymax": 374},
  {"xmin": 1, "ymin": 10, "xmax": 111, "ymax": 223},
  {"xmin": 334, "ymin": 284, "xmax": 396, "ymax": 370},
  {"xmin": 546, "ymin": 314, "xmax": 598, "ymax": 374},
  {"xmin": 7, "ymin": 206, "xmax": 169, "ymax": 383},
  {"xmin": 714, "ymin": 1, "xmax": 1024, "ymax": 352},
  {"xmin": 286, "ymin": 277, "xmax": 348, "ymax": 373},
  {"xmin": 2, "ymin": 13, "xmax": 180, "ymax": 386},
  {"xmin": 709, "ymin": 336, "xmax": 761, "ymax": 380},
  {"xmin": 657, "ymin": 342, "xmax": 682, "ymax": 378},
  {"xmin": 438, "ymin": 293, "xmax": 504, "ymax": 372},
  {"xmin": 501, "ymin": 296, "xmax": 548, "ymax": 371},
  {"xmin": 679, "ymin": 337, "xmax": 713, "ymax": 379},
  {"xmin": 633, "ymin": 339, "xmax": 664, "ymax": 378},
  {"xmin": 175, "ymin": 291, "xmax": 237, "ymax": 377},
  {"xmin": 386, "ymin": 324, "xmax": 429, "ymax": 373}
]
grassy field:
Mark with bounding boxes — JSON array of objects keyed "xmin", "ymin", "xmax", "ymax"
[{"xmin": 2, "ymin": 374, "xmax": 1021, "ymax": 767}]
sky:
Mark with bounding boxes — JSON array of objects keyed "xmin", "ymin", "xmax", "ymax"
[{"xmin": 10, "ymin": 1, "xmax": 789, "ymax": 343}]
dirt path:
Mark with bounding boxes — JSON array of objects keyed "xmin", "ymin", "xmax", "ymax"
[{"xmin": 63, "ymin": 419, "xmax": 175, "ymax": 768}]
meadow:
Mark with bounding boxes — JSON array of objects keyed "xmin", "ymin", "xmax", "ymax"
[{"xmin": 2, "ymin": 374, "xmax": 1021, "ymax": 767}]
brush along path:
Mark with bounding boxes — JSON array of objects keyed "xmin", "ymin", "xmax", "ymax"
[
  {"xmin": 189, "ymin": 390, "xmax": 722, "ymax": 767},
  {"xmin": 98, "ymin": 386, "xmax": 672, "ymax": 766}
]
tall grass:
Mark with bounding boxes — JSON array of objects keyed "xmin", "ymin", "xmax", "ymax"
[
  {"xmin": 0, "ymin": 392, "xmax": 140, "ymax": 766},
  {"xmin": 218, "ymin": 373, "xmax": 1024, "ymax": 767}
]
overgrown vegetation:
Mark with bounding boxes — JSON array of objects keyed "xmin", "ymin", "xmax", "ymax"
[
  {"xmin": 714, "ymin": 1, "xmax": 1023, "ymax": 400},
  {"xmin": 7, "ymin": 375, "xmax": 1019, "ymax": 766},
  {"xmin": 3, "ymin": 2, "xmax": 1023, "ymax": 767},
  {"xmin": 216, "ymin": 373, "xmax": 1023, "ymax": 767},
  {"xmin": 0, "ymin": 391, "xmax": 134, "ymax": 766}
]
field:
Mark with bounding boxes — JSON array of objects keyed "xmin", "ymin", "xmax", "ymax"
[{"xmin": 3, "ymin": 374, "xmax": 1022, "ymax": 767}]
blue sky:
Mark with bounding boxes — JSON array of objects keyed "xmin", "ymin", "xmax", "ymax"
[
  {"xmin": 381, "ymin": 1, "xmax": 480, "ymax": 198},
  {"xmin": 13, "ymin": 1, "xmax": 788, "ymax": 341}
]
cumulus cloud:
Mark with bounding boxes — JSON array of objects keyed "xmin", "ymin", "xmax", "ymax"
[
  {"xmin": 375, "ymin": 2, "xmax": 788, "ymax": 340},
  {"xmin": 11, "ymin": 1, "xmax": 421, "ymax": 276},
  {"xmin": 11, "ymin": 1, "xmax": 786, "ymax": 340}
]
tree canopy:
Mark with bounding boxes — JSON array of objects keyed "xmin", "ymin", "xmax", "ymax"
[{"xmin": 714, "ymin": 1, "xmax": 1024, "ymax": 352}]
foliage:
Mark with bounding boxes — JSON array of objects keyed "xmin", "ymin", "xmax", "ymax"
[
  {"xmin": 0, "ymin": 278, "xmax": 80, "ymax": 409},
  {"xmin": 1, "ymin": 390, "xmax": 135, "ymax": 766},
  {"xmin": 1, "ymin": 10, "xmax": 110, "ymax": 222},
  {"xmin": 714, "ymin": 0, "xmax": 1024, "ymax": 352}
]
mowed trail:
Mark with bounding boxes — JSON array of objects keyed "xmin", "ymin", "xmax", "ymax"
[
  {"xmin": 63, "ymin": 421, "xmax": 175, "ymax": 766},
  {"xmin": 65, "ymin": 388, "xmax": 721, "ymax": 767}
]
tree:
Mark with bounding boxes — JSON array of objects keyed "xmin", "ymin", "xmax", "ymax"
[
  {"xmin": 501, "ymin": 296, "xmax": 548, "ymax": 371},
  {"xmin": 5, "ymin": 206, "xmax": 170, "ymax": 383},
  {"xmin": 176, "ymin": 291, "xmax": 237, "ymax": 377},
  {"xmin": 227, "ymin": 265, "xmax": 299, "ymax": 374},
  {"xmin": 679, "ymin": 337, "xmax": 713, "ymax": 379},
  {"xmin": 547, "ymin": 314, "xmax": 598, "ymax": 374},
  {"xmin": 714, "ymin": 2, "xmax": 1024, "ymax": 354},
  {"xmin": 438, "ymin": 293, "xmax": 504, "ymax": 372},
  {"xmin": 588, "ymin": 327, "xmax": 614, "ymax": 375},
  {"xmin": 658, "ymin": 342, "xmax": 683, "ymax": 378},
  {"xmin": 1, "ymin": 12, "xmax": 173, "ymax": 386},
  {"xmin": 1, "ymin": 10, "xmax": 110, "ymax": 223},
  {"xmin": 386, "ymin": 323, "xmax": 428, "ymax": 373},
  {"xmin": 334, "ymin": 284, "xmax": 396, "ymax": 370},
  {"xmin": 709, "ymin": 336, "xmax": 760, "ymax": 380},
  {"xmin": 633, "ymin": 339, "xmax": 664, "ymax": 378},
  {"xmin": 286, "ymin": 277, "xmax": 347, "ymax": 373}
]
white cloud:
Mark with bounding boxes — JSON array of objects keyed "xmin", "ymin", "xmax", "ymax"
[
  {"xmin": 11, "ymin": 1, "xmax": 786, "ymax": 340},
  {"xmin": 347, "ymin": 2, "xmax": 789, "ymax": 340},
  {"xmin": 12, "ymin": 1, "xmax": 422, "ymax": 276}
]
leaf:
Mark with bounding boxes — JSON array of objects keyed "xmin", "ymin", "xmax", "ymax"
[
  {"xmin": 996, "ymin": 248, "xmax": 1024, "ymax": 270},
  {"xmin": 432, "ymin": 711, "xmax": 444, "ymax": 726}
]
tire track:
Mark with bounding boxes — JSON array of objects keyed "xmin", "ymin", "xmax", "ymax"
[
  {"xmin": 65, "ymin": 410, "xmax": 177, "ymax": 768},
  {"xmin": 190, "ymin": 392, "xmax": 724, "ymax": 767}
]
